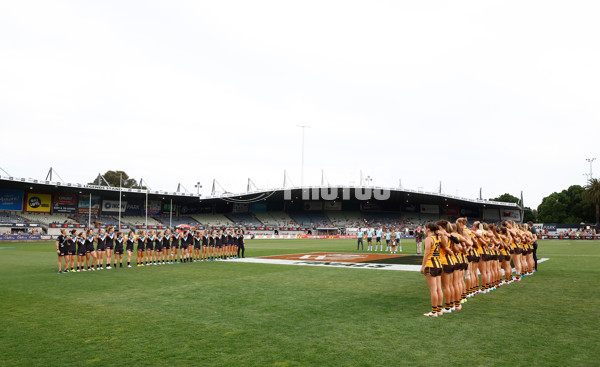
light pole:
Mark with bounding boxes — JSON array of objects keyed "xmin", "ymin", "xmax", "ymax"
[
  {"xmin": 195, "ymin": 182, "xmax": 202, "ymax": 196},
  {"xmin": 586, "ymin": 158, "xmax": 596, "ymax": 180},
  {"xmin": 365, "ymin": 176, "xmax": 373, "ymax": 186},
  {"xmin": 297, "ymin": 125, "xmax": 310, "ymax": 187}
]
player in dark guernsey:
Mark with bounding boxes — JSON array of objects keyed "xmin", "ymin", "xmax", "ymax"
[
  {"xmin": 215, "ymin": 230, "xmax": 223, "ymax": 260},
  {"xmin": 145, "ymin": 230, "xmax": 155, "ymax": 265},
  {"xmin": 113, "ymin": 231, "xmax": 125, "ymax": 268},
  {"xmin": 105, "ymin": 227, "xmax": 115, "ymax": 269},
  {"xmin": 208, "ymin": 230, "xmax": 216, "ymax": 261},
  {"xmin": 56, "ymin": 229, "xmax": 67, "ymax": 273},
  {"xmin": 180, "ymin": 230, "xmax": 189, "ymax": 263},
  {"xmin": 153, "ymin": 230, "xmax": 161, "ymax": 265},
  {"xmin": 171, "ymin": 229, "xmax": 180, "ymax": 263},
  {"xmin": 226, "ymin": 229, "xmax": 234, "ymax": 259},
  {"xmin": 201, "ymin": 230, "xmax": 209, "ymax": 261},
  {"xmin": 162, "ymin": 229, "xmax": 171, "ymax": 264},
  {"xmin": 231, "ymin": 229, "xmax": 238, "ymax": 259},
  {"xmin": 95, "ymin": 228, "xmax": 106, "ymax": 270},
  {"xmin": 67, "ymin": 229, "xmax": 78, "ymax": 272},
  {"xmin": 136, "ymin": 230, "xmax": 146, "ymax": 267},
  {"xmin": 84, "ymin": 229, "xmax": 96, "ymax": 271},
  {"xmin": 76, "ymin": 232, "xmax": 87, "ymax": 272},
  {"xmin": 236, "ymin": 229, "xmax": 245, "ymax": 258},
  {"xmin": 126, "ymin": 230, "xmax": 135, "ymax": 268},
  {"xmin": 154, "ymin": 231, "xmax": 164, "ymax": 265},
  {"xmin": 193, "ymin": 230, "xmax": 202, "ymax": 262},
  {"xmin": 186, "ymin": 229, "xmax": 194, "ymax": 262}
]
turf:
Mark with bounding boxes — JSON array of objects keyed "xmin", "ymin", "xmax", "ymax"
[{"xmin": 0, "ymin": 239, "xmax": 598, "ymax": 366}]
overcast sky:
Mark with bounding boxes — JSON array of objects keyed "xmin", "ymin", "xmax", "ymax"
[{"xmin": 1, "ymin": 1, "xmax": 599, "ymax": 209}]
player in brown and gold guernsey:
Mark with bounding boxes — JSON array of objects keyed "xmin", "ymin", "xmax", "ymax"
[
  {"xmin": 420, "ymin": 222, "xmax": 443, "ymax": 317},
  {"xmin": 435, "ymin": 220, "xmax": 457, "ymax": 314}
]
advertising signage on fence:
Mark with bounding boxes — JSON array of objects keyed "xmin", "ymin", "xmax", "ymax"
[
  {"xmin": 442, "ymin": 205, "xmax": 459, "ymax": 216},
  {"xmin": 144, "ymin": 200, "xmax": 161, "ymax": 215},
  {"xmin": 0, "ymin": 189, "xmax": 24, "ymax": 211},
  {"xmin": 0, "ymin": 234, "xmax": 41, "ymax": 241},
  {"xmin": 501, "ymin": 209, "xmax": 521, "ymax": 221},
  {"xmin": 52, "ymin": 193, "xmax": 78, "ymax": 213},
  {"xmin": 25, "ymin": 192, "xmax": 52, "ymax": 213},
  {"xmin": 102, "ymin": 200, "xmax": 127, "ymax": 213},
  {"xmin": 78, "ymin": 195, "xmax": 101, "ymax": 213}
]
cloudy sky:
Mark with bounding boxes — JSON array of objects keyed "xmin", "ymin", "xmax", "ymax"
[{"xmin": 1, "ymin": 1, "xmax": 599, "ymax": 209}]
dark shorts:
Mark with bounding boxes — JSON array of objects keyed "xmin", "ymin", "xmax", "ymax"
[
  {"xmin": 376, "ymin": 237, "xmax": 381, "ymax": 242},
  {"xmin": 172, "ymin": 243, "xmax": 179, "ymax": 249},
  {"xmin": 58, "ymin": 251, "xmax": 67, "ymax": 257},
  {"xmin": 424, "ymin": 266, "xmax": 442, "ymax": 277},
  {"xmin": 386, "ymin": 240, "xmax": 390, "ymax": 244},
  {"xmin": 126, "ymin": 247, "xmax": 134, "ymax": 252},
  {"xmin": 155, "ymin": 246, "xmax": 163, "ymax": 252},
  {"xmin": 106, "ymin": 246, "xmax": 113, "ymax": 250},
  {"xmin": 181, "ymin": 245, "xmax": 188, "ymax": 249},
  {"xmin": 514, "ymin": 247, "xmax": 523, "ymax": 254},
  {"xmin": 146, "ymin": 247, "xmax": 154, "ymax": 251},
  {"xmin": 114, "ymin": 249, "xmax": 124, "ymax": 255},
  {"xmin": 202, "ymin": 244, "xmax": 208, "ymax": 247},
  {"xmin": 96, "ymin": 247, "xmax": 105, "ymax": 252},
  {"xmin": 367, "ymin": 238, "xmax": 372, "ymax": 242},
  {"xmin": 163, "ymin": 245, "xmax": 170, "ymax": 250},
  {"xmin": 442, "ymin": 264, "xmax": 454, "ymax": 274}
]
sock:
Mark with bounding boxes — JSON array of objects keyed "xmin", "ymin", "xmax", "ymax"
[{"xmin": 432, "ymin": 306, "xmax": 436, "ymax": 313}]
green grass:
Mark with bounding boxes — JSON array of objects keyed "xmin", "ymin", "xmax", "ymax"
[{"xmin": 0, "ymin": 239, "xmax": 598, "ymax": 366}]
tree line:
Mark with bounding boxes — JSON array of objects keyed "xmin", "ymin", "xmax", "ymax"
[{"xmin": 491, "ymin": 178, "xmax": 600, "ymax": 224}]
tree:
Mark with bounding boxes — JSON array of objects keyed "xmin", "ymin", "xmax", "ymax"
[
  {"xmin": 523, "ymin": 207, "xmax": 537, "ymax": 223},
  {"xmin": 537, "ymin": 185, "xmax": 594, "ymax": 223},
  {"xmin": 489, "ymin": 193, "xmax": 520, "ymax": 204},
  {"xmin": 89, "ymin": 171, "xmax": 139, "ymax": 188},
  {"xmin": 583, "ymin": 178, "xmax": 600, "ymax": 224}
]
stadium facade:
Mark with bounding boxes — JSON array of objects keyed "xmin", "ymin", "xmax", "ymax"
[{"xmin": 0, "ymin": 174, "xmax": 522, "ymax": 238}]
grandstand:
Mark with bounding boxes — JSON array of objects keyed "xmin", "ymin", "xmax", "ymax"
[
  {"xmin": 123, "ymin": 216, "xmax": 162, "ymax": 226},
  {"xmin": 0, "ymin": 175, "xmax": 523, "ymax": 235},
  {"xmin": 289, "ymin": 212, "xmax": 332, "ymax": 227},
  {"xmin": 155, "ymin": 216, "xmax": 199, "ymax": 227},
  {"xmin": 226, "ymin": 213, "xmax": 262, "ymax": 227},
  {"xmin": 253, "ymin": 211, "xmax": 296, "ymax": 227},
  {"xmin": 19, "ymin": 212, "xmax": 78, "ymax": 225},
  {"xmin": 326, "ymin": 211, "xmax": 363, "ymax": 228},
  {"xmin": 190, "ymin": 214, "xmax": 233, "ymax": 227},
  {"xmin": 0, "ymin": 212, "xmax": 25, "ymax": 224}
]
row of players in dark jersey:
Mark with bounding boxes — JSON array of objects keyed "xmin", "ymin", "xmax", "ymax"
[{"xmin": 56, "ymin": 226, "xmax": 246, "ymax": 273}]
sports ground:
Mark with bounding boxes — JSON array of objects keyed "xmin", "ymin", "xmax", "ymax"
[{"xmin": 1, "ymin": 239, "xmax": 598, "ymax": 366}]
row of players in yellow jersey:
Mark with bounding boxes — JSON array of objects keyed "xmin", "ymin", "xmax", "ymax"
[{"xmin": 420, "ymin": 218, "xmax": 537, "ymax": 317}]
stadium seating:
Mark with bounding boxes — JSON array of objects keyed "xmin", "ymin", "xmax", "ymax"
[
  {"xmin": 0, "ymin": 212, "xmax": 25, "ymax": 224},
  {"xmin": 123, "ymin": 216, "xmax": 162, "ymax": 226},
  {"xmin": 226, "ymin": 213, "xmax": 262, "ymax": 227},
  {"xmin": 190, "ymin": 214, "xmax": 234, "ymax": 227},
  {"xmin": 19, "ymin": 212, "xmax": 79, "ymax": 225},
  {"xmin": 326, "ymin": 211, "xmax": 363, "ymax": 228},
  {"xmin": 154, "ymin": 216, "xmax": 199, "ymax": 227},
  {"xmin": 289, "ymin": 212, "xmax": 332, "ymax": 227},
  {"xmin": 253, "ymin": 211, "xmax": 296, "ymax": 227}
]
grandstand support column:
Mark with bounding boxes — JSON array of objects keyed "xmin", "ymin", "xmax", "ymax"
[
  {"xmin": 88, "ymin": 193, "xmax": 92, "ymax": 230},
  {"xmin": 118, "ymin": 173, "xmax": 122, "ymax": 230},
  {"xmin": 145, "ymin": 187, "xmax": 148, "ymax": 229},
  {"xmin": 169, "ymin": 199, "xmax": 173, "ymax": 229}
]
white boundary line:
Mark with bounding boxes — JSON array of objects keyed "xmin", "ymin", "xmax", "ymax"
[{"xmin": 229, "ymin": 257, "xmax": 550, "ymax": 272}]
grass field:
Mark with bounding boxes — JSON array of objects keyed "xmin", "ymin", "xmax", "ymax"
[{"xmin": 1, "ymin": 239, "xmax": 599, "ymax": 366}]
